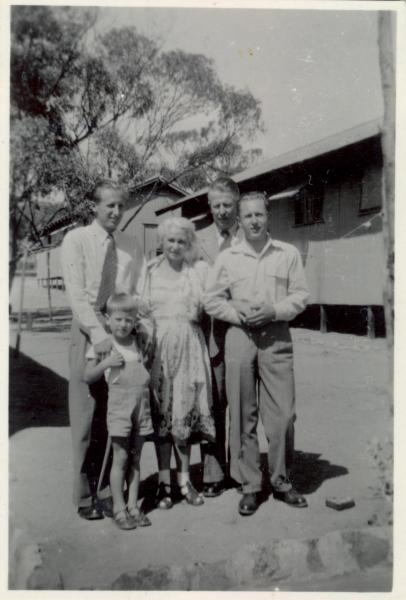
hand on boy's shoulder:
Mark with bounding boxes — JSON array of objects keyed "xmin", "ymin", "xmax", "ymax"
[
  {"xmin": 137, "ymin": 327, "xmax": 153, "ymax": 357},
  {"xmin": 94, "ymin": 337, "xmax": 113, "ymax": 358},
  {"xmin": 135, "ymin": 332, "xmax": 153, "ymax": 369},
  {"xmin": 136, "ymin": 298, "xmax": 152, "ymax": 319}
]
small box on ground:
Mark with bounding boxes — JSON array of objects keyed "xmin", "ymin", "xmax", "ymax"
[{"xmin": 325, "ymin": 496, "xmax": 356, "ymax": 511}]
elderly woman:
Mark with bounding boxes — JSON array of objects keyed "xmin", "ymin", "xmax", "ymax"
[{"xmin": 139, "ymin": 217, "xmax": 215, "ymax": 507}]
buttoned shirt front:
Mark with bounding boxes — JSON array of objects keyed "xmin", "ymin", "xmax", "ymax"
[
  {"xmin": 61, "ymin": 219, "xmax": 146, "ymax": 345},
  {"xmin": 203, "ymin": 236, "xmax": 310, "ymax": 325}
]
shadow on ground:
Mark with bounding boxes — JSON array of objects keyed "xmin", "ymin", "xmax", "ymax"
[
  {"xmin": 137, "ymin": 448, "xmax": 348, "ymax": 514},
  {"xmin": 257, "ymin": 451, "xmax": 348, "ymax": 499},
  {"xmin": 290, "ymin": 450, "xmax": 348, "ymax": 494},
  {"xmin": 9, "ymin": 348, "xmax": 69, "ymax": 436}
]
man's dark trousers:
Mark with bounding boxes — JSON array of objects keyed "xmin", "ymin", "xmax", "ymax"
[{"xmin": 68, "ymin": 318, "xmax": 110, "ymax": 508}]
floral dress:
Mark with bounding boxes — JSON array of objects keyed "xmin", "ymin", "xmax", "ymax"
[{"xmin": 141, "ymin": 257, "xmax": 215, "ymax": 444}]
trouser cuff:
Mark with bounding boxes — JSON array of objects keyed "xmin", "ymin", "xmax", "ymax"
[{"xmin": 242, "ymin": 485, "xmax": 262, "ymax": 494}]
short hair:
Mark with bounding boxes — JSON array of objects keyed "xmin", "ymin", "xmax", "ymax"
[
  {"xmin": 105, "ymin": 292, "xmax": 138, "ymax": 316},
  {"xmin": 238, "ymin": 191, "xmax": 271, "ymax": 215},
  {"xmin": 89, "ymin": 179, "xmax": 128, "ymax": 205},
  {"xmin": 157, "ymin": 217, "xmax": 199, "ymax": 264},
  {"xmin": 208, "ymin": 176, "xmax": 240, "ymax": 202}
]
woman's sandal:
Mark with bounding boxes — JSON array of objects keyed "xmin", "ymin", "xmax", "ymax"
[
  {"xmin": 113, "ymin": 509, "xmax": 137, "ymax": 531},
  {"xmin": 155, "ymin": 482, "xmax": 173, "ymax": 509},
  {"xmin": 181, "ymin": 481, "xmax": 204, "ymax": 507},
  {"xmin": 128, "ymin": 507, "xmax": 152, "ymax": 527}
]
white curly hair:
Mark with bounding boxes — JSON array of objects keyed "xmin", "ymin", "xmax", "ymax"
[{"xmin": 157, "ymin": 216, "xmax": 199, "ymax": 264}]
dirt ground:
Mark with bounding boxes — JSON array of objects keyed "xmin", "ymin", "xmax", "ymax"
[{"xmin": 9, "ymin": 321, "xmax": 392, "ymax": 590}]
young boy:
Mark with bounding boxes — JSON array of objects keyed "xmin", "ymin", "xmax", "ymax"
[{"xmin": 84, "ymin": 293, "xmax": 153, "ymax": 530}]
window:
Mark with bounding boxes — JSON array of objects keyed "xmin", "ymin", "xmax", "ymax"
[{"xmin": 294, "ymin": 184, "xmax": 324, "ymax": 226}]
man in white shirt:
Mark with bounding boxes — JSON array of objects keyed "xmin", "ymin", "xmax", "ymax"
[
  {"xmin": 61, "ymin": 180, "xmax": 147, "ymax": 519},
  {"xmin": 204, "ymin": 191, "xmax": 310, "ymax": 516},
  {"xmin": 196, "ymin": 177, "xmax": 243, "ymax": 498}
]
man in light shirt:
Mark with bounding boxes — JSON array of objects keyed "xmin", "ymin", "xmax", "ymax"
[
  {"xmin": 196, "ymin": 177, "xmax": 243, "ymax": 498},
  {"xmin": 61, "ymin": 180, "xmax": 147, "ymax": 520},
  {"xmin": 204, "ymin": 191, "xmax": 310, "ymax": 516}
]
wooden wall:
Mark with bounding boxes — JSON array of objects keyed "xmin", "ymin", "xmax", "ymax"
[
  {"xmin": 266, "ymin": 164, "xmax": 384, "ymax": 305},
  {"xmin": 120, "ymin": 192, "xmax": 181, "ymax": 259}
]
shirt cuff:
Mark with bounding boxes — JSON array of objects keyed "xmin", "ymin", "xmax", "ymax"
[
  {"xmin": 227, "ymin": 306, "xmax": 242, "ymax": 326},
  {"xmin": 273, "ymin": 302, "xmax": 288, "ymax": 322}
]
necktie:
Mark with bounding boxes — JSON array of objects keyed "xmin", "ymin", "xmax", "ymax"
[
  {"xmin": 219, "ymin": 229, "xmax": 231, "ymax": 252},
  {"xmin": 96, "ymin": 235, "xmax": 118, "ymax": 312}
]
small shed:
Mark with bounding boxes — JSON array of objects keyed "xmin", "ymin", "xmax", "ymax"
[{"xmin": 121, "ymin": 176, "xmax": 186, "ymax": 259}]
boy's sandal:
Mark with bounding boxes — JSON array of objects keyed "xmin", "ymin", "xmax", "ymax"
[
  {"xmin": 128, "ymin": 507, "xmax": 152, "ymax": 527},
  {"xmin": 113, "ymin": 509, "xmax": 137, "ymax": 530},
  {"xmin": 181, "ymin": 481, "xmax": 204, "ymax": 507},
  {"xmin": 156, "ymin": 483, "xmax": 173, "ymax": 510}
]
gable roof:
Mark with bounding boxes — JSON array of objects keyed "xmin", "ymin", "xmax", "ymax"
[
  {"xmin": 40, "ymin": 175, "xmax": 188, "ymax": 236},
  {"xmin": 156, "ymin": 119, "xmax": 382, "ymax": 215},
  {"xmin": 40, "ymin": 212, "xmax": 78, "ymax": 237},
  {"xmin": 129, "ymin": 175, "xmax": 188, "ymax": 197}
]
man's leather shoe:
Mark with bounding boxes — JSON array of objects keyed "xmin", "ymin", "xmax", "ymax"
[
  {"xmin": 273, "ymin": 487, "xmax": 308, "ymax": 508},
  {"xmin": 78, "ymin": 505, "xmax": 104, "ymax": 520},
  {"xmin": 97, "ymin": 496, "xmax": 114, "ymax": 518},
  {"xmin": 238, "ymin": 493, "xmax": 259, "ymax": 516},
  {"xmin": 203, "ymin": 481, "xmax": 226, "ymax": 498}
]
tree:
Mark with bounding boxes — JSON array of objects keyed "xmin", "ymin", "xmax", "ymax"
[
  {"xmin": 368, "ymin": 10, "xmax": 395, "ymax": 529},
  {"xmin": 378, "ymin": 11, "xmax": 395, "ymax": 416},
  {"xmin": 10, "ymin": 6, "xmax": 99, "ymax": 285},
  {"xmin": 9, "ymin": 114, "xmax": 93, "ymax": 287},
  {"xmin": 88, "ymin": 41, "xmax": 263, "ymax": 187},
  {"xmin": 10, "ymin": 7, "xmax": 263, "ymax": 285},
  {"xmin": 11, "ymin": 7, "xmax": 98, "ymax": 141}
]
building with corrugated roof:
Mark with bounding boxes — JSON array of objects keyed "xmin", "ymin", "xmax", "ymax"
[{"xmin": 156, "ymin": 120, "xmax": 385, "ymax": 336}]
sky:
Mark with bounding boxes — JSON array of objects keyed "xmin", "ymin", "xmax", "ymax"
[{"xmin": 97, "ymin": 7, "xmax": 383, "ymax": 161}]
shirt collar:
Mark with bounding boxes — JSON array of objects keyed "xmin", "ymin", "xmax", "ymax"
[{"xmin": 90, "ymin": 219, "xmax": 116, "ymax": 243}]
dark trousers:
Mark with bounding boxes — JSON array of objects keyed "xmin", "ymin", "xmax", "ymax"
[
  {"xmin": 201, "ymin": 356, "xmax": 226, "ymax": 483},
  {"xmin": 68, "ymin": 319, "xmax": 110, "ymax": 508},
  {"xmin": 201, "ymin": 353, "xmax": 243, "ymax": 484},
  {"xmin": 225, "ymin": 323, "xmax": 296, "ymax": 493}
]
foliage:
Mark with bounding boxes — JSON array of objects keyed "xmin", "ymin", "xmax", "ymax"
[
  {"xmin": 11, "ymin": 7, "xmax": 97, "ymax": 142},
  {"xmin": 9, "ymin": 113, "xmax": 94, "ymax": 283},
  {"xmin": 10, "ymin": 6, "xmax": 263, "ymax": 282}
]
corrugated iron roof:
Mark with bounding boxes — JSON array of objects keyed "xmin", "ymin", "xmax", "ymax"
[
  {"xmin": 40, "ymin": 214, "xmax": 77, "ymax": 236},
  {"xmin": 129, "ymin": 175, "xmax": 188, "ymax": 196},
  {"xmin": 268, "ymin": 184, "xmax": 306, "ymax": 201},
  {"xmin": 156, "ymin": 118, "xmax": 382, "ymax": 215}
]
